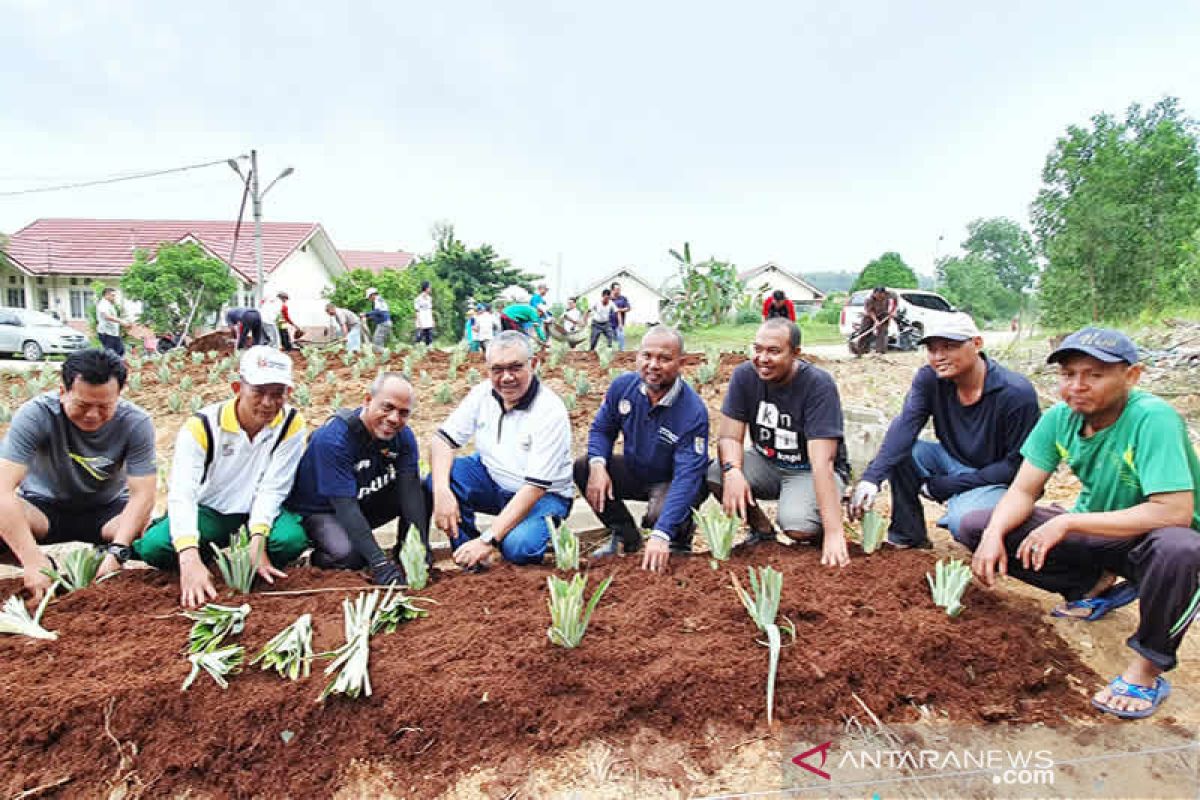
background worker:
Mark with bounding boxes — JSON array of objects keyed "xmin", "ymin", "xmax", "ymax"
[
  {"xmin": 414, "ymin": 281, "xmax": 436, "ymax": 345},
  {"xmin": 95, "ymin": 287, "xmax": 131, "ymax": 355},
  {"xmin": 762, "ymin": 289, "xmax": 796, "ymax": 321},
  {"xmin": 610, "ymin": 282, "xmax": 631, "ymax": 350},
  {"xmin": 325, "ymin": 302, "xmax": 362, "ymax": 353},
  {"xmin": 365, "ymin": 287, "xmax": 393, "ymax": 351}
]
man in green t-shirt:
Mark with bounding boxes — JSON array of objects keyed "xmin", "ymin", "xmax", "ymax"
[{"xmin": 959, "ymin": 328, "xmax": 1200, "ymax": 720}]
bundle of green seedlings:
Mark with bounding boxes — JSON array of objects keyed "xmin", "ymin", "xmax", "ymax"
[
  {"xmin": 597, "ymin": 347, "xmax": 614, "ymax": 369},
  {"xmin": 434, "ymin": 383, "xmax": 454, "ymax": 404},
  {"xmin": 0, "ymin": 593, "xmax": 57, "ymax": 640},
  {"xmin": 927, "ymin": 558, "xmax": 971, "ymax": 617},
  {"xmin": 730, "ymin": 566, "xmax": 795, "ymax": 725},
  {"xmin": 859, "ymin": 510, "xmax": 886, "ymax": 554},
  {"xmin": 546, "ymin": 573, "xmax": 613, "ymax": 648},
  {"xmin": 398, "ymin": 524, "xmax": 429, "ymax": 591},
  {"xmin": 575, "ymin": 374, "xmax": 591, "ymax": 397},
  {"xmin": 320, "ymin": 590, "xmax": 378, "ymax": 700},
  {"xmin": 694, "ymin": 361, "xmax": 718, "ymax": 385},
  {"xmin": 694, "ymin": 506, "xmax": 739, "ymax": 566},
  {"xmin": 251, "ymin": 613, "xmax": 314, "ymax": 680},
  {"xmin": 211, "ymin": 529, "xmax": 259, "ymax": 594},
  {"xmin": 370, "ymin": 584, "xmax": 434, "ymax": 635},
  {"xmin": 183, "ymin": 602, "xmax": 251, "ymax": 653},
  {"xmin": 182, "ymin": 645, "xmax": 245, "ymax": 691},
  {"xmin": 41, "ymin": 546, "xmax": 113, "ymax": 593},
  {"xmin": 546, "ymin": 516, "xmax": 579, "ymax": 571}
]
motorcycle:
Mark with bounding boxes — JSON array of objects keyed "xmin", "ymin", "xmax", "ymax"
[{"xmin": 848, "ymin": 309, "xmax": 921, "ymax": 355}]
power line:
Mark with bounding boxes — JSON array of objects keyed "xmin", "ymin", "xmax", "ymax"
[{"xmin": 0, "ymin": 157, "xmax": 245, "ymax": 198}]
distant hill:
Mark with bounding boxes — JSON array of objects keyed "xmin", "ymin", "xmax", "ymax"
[{"xmin": 799, "ymin": 271, "xmax": 857, "ymax": 293}]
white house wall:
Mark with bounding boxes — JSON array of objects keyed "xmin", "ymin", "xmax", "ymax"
[
  {"xmin": 580, "ymin": 281, "xmax": 661, "ymax": 326},
  {"xmin": 262, "ymin": 244, "xmax": 336, "ymax": 327},
  {"xmin": 750, "ymin": 270, "xmax": 822, "ymax": 303}
]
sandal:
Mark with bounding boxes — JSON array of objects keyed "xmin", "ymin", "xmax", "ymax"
[
  {"xmin": 1051, "ymin": 581, "xmax": 1138, "ymax": 621},
  {"xmin": 1091, "ymin": 675, "xmax": 1170, "ymax": 719}
]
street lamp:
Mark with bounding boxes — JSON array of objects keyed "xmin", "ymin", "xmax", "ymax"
[{"xmin": 228, "ymin": 150, "xmax": 294, "ymax": 306}]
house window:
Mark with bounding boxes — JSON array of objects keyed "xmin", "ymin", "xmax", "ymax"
[
  {"xmin": 7, "ymin": 276, "xmax": 14, "ymax": 285},
  {"xmin": 36, "ymin": 277, "xmax": 44, "ymax": 285},
  {"xmin": 70, "ymin": 278, "xmax": 79, "ymax": 286},
  {"xmin": 37, "ymin": 289, "xmax": 49, "ymax": 311},
  {"xmin": 6, "ymin": 288, "xmax": 25, "ymax": 308},
  {"xmin": 69, "ymin": 289, "xmax": 92, "ymax": 319}
]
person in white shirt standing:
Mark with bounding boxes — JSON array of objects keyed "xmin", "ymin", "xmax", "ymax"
[
  {"xmin": 95, "ymin": 287, "xmax": 130, "ymax": 356},
  {"xmin": 428, "ymin": 330, "xmax": 574, "ymax": 569},
  {"xmin": 132, "ymin": 346, "xmax": 309, "ymax": 608},
  {"xmin": 414, "ymin": 281, "xmax": 435, "ymax": 345},
  {"xmin": 259, "ymin": 293, "xmax": 283, "ymax": 348},
  {"xmin": 473, "ymin": 302, "xmax": 498, "ymax": 354}
]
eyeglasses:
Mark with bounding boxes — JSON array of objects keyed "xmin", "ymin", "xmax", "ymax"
[{"xmin": 489, "ymin": 361, "xmax": 529, "ymax": 377}]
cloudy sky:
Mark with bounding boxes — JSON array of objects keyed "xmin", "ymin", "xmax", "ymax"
[{"xmin": 2, "ymin": 1, "xmax": 1198, "ymax": 292}]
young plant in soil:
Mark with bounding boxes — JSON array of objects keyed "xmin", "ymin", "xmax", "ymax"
[
  {"xmin": 927, "ymin": 558, "xmax": 971, "ymax": 617},
  {"xmin": 180, "ymin": 375, "xmax": 194, "ymax": 392},
  {"xmin": 41, "ymin": 546, "xmax": 111, "ymax": 593},
  {"xmin": 320, "ymin": 591, "xmax": 378, "ymax": 700},
  {"xmin": 0, "ymin": 403, "xmax": 11, "ymax": 424},
  {"xmin": 398, "ymin": 524, "xmax": 429, "ymax": 590},
  {"xmin": 694, "ymin": 361, "xmax": 718, "ymax": 385},
  {"xmin": 574, "ymin": 374, "xmax": 591, "ymax": 397},
  {"xmin": 128, "ymin": 374, "xmax": 143, "ymax": 393},
  {"xmin": 562, "ymin": 365, "xmax": 577, "ymax": 385},
  {"xmin": 466, "ymin": 367, "xmax": 481, "ymax": 384},
  {"xmin": 694, "ymin": 506, "xmax": 739, "ymax": 566},
  {"xmin": 860, "ymin": 511, "xmax": 886, "ymax": 554},
  {"xmin": 562, "ymin": 392, "xmax": 577, "ymax": 411},
  {"xmin": 597, "ymin": 348, "xmax": 613, "ymax": 369},
  {"xmin": 434, "ymin": 383, "xmax": 453, "ymax": 404},
  {"xmin": 167, "ymin": 392, "xmax": 184, "ymax": 413},
  {"xmin": 182, "ymin": 645, "xmax": 245, "ymax": 691},
  {"xmin": 419, "ymin": 370, "xmax": 431, "ymax": 388},
  {"xmin": 546, "ymin": 573, "xmax": 613, "ymax": 648},
  {"xmin": 0, "ymin": 593, "xmax": 57, "ymax": 640},
  {"xmin": 183, "ymin": 602, "xmax": 251, "ymax": 653},
  {"xmin": 371, "ymin": 584, "xmax": 434, "ymax": 634},
  {"xmin": 730, "ymin": 566, "xmax": 795, "ymax": 725},
  {"xmin": 546, "ymin": 516, "xmax": 579, "ymax": 571},
  {"xmin": 292, "ymin": 385, "xmax": 312, "ymax": 407},
  {"xmin": 189, "ymin": 395, "xmax": 203, "ymax": 413},
  {"xmin": 157, "ymin": 364, "xmax": 171, "ymax": 384},
  {"xmin": 211, "ymin": 529, "xmax": 258, "ymax": 594},
  {"xmin": 251, "ymin": 613, "xmax": 314, "ymax": 680}
]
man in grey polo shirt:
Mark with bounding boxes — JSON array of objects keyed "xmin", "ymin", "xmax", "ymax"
[{"xmin": 0, "ymin": 349, "xmax": 157, "ymax": 602}]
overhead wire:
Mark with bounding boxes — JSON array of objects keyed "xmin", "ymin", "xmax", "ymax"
[{"xmin": 0, "ymin": 157, "xmax": 245, "ymax": 197}]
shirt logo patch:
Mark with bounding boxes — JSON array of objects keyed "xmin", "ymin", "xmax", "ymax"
[
  {"xmin": 694, "ymin": 437, "xmax": 705, "ymax": 455},
  {"xmin": 618, "ymin": 399, "xmax": 632, "ymax": 415}
]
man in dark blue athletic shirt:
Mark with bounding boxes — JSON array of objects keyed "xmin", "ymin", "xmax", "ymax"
[{"xmin": 285, "ymin": 372, "xmax": 429, "ymax": 584}]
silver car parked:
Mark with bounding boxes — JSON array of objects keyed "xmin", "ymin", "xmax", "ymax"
[{"xmin": 0, "ymin": 308, "xmax": 89, "ymax": 361}]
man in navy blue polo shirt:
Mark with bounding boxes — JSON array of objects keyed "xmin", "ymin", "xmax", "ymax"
[
  {"xmin": 848, "ymin": 317, "xmax": 1040, "ymax": 548},
  {"xmin": 284, "ymin": 372, "xmax": 429, "ymax": 585},
  {"xmin": 574, "ymin": 326, "xmax": 709, "ymax": 572}
]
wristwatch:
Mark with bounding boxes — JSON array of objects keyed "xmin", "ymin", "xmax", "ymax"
[
  {"xmin": 721, "ymin": 461, "xmax": 740, "ymax": 473},
  {"xmin": 101, "ymin": 543, "xmax": 134, "ymax": 565},
  {"xmin": 479, "ymin": 531, "xmax": 500, "ymax": 549}
]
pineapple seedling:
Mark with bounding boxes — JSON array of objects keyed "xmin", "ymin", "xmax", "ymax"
[
  {"xmin": 546, "ymin": 573, "xmax": 612, "ymax": 649},
  {"xmin": 694, "ymin": 506, "xmax": 739, "ymax": 566},
  {"xmin": 730, "ymin": 566, "xmax": 795, "ymax": 725},
  {"xmin": 927, "ymin": 558, "xmax": 971, "ymax": 617},
  {"xmin": 251, "ymin": 614, "xmax": 314, "ymax": 681}
]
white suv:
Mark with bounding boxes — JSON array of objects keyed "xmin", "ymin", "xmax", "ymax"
[{"xmin": 838, "ymin": 288, "xmax": 974, "ymax": 344}]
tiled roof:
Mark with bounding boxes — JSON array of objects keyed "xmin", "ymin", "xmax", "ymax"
[
  {"xmin": 338, "ymin": 249, "xmax": 416, "ymax": 273},
  {"xmin": 2, "ymin": 218, "xmax": 323, "ymax": 282}
]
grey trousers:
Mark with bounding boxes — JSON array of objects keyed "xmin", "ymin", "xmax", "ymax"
[{"xmin": 706, "ymin": 448, "xmax": 844, "ymax": 534}]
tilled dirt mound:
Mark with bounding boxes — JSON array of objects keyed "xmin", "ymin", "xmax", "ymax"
[{"xmin": 0, "ymin": 543, "xmax": 1098, "ymax": 798}]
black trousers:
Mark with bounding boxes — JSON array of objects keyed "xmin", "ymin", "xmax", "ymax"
[
  {"xmin": 572, "ymin": 455, "xmax": 697, "ymax": 548},
  {"xmin": 959, "ymin": 506, "xmax": 1200, "ymax": 671},
  {"xmin": 302, "ymin": 479, "xmax": 430, "ymax": 570},
  {"xmin": 236, "ymin": 310, "xmax": 264, "ymax": 349}
]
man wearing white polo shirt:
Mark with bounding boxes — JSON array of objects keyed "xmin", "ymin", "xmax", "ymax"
[{"xmin": 429, "ymin": 330, "xmax": 574, "ymax": 568}]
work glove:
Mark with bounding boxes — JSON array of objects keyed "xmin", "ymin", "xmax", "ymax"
[
  {"xmin": 848, "ymin": 481, "xmax": 879, "ymax": 520},
  {"xmin": 369, "ymin": 559, "xmax": 406, "ymax": 587}
]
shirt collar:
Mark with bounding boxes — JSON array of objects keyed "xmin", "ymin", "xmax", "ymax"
[
  {"xmin": 639, "ymin": 376, "xmax": 683, "ymax": 407},
  {"xmin": 491, "ymin": 375, "xmax": 540, "ymax": 412},
  {"xmin": 219, "ymin": 398, "xmax": 287, "ymax": 433}
]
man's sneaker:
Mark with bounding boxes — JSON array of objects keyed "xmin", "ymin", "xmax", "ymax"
[
  {"xmin": 885, "ymin": 535, "xmax": 932, "ymax": 550},
  {"xmin": 591, "ymin": 534, "xmax": 622, "ymax": 559},
  {"xmin": 591, "ymin": 528, "xmax": 643, "ymax": 558},
  {"xmin": 739, "ymin": 529, "xmax": 776, "ymax": 548}
]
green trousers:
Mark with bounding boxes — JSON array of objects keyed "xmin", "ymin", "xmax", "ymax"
[{"xmin": 133, "ymin": 506, "xmax": 309, "ymax": 570}]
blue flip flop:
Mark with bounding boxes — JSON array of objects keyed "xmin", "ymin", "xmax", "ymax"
[
  {"xmin": 1051, "ymin": 581, "xmax": 1138, "ymax": 621},
  {"xmin": 1092, "ymin": 676, "xmax": 1171, "ymax": 719}
]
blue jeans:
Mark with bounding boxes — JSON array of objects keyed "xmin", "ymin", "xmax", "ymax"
[
  {"xmin": 615, "ymin": 325, "xmax": 626, "ymax": 350},
  {"xmin": 889, "ymin": 440, "xmax": 1008, "ymax": 546},
  {"xmin": 425, "ymin": 454, "xmax": 572, "ymax": 564}
]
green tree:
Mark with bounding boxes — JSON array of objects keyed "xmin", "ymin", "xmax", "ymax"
[
  {"xmin": 851, "ymin": 252, "xmax": 918, "ymax": 292},
  {"xmin": 937, "ymin": 254, "xmax": 1014, "ymax": 322},
  {"xmin": 660, "ymin": 242, "xmax": 746, "ymax": 330},
  {"xmin": 120, "ymin": 242, "xmax": 240, "ymax": 336},
  {"xmin": 1032, "ymin": 97, "xmax": 1200, "ymax": 326},
  {"xmin": 421, "ymin": 222, "xmax": 540, "ymax": 337},
  {"xmin": 326, "ymin": 264, "xmax": 454, "ymax": 344},
  {"xmin": 961, "ymin": 217, "xmax": 1037, "ymax": 294}
]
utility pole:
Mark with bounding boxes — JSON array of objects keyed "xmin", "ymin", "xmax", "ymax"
[
  {"xmin": 251, "ymin": 149, "xmax": 264, "ymax": 306},
  {"xmin": 228, "ymin": 150, "xmax": 294, "ymax": 308}
]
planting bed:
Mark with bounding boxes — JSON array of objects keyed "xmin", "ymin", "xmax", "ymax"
[{"xmin": 0, "ymin": 543, "xmax": 1098, "ymax": 798}]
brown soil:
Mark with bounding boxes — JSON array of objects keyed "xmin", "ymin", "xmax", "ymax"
[{"xmin": 0, "ymin": 542, "xmax": 1097, "ymax": 799}]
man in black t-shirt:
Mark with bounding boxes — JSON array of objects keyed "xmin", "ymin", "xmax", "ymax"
[{"xmin": 707, "ymin": 318, "xmax": 852, "ymax": 566}]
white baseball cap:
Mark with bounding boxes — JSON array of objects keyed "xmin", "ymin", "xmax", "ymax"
[
  {"xmin": 366, "ymin": 287, "xmax": 379, "ymax": 298},
  {"xmin": 239, "ymin": 346, "xmax": 294, "ymax": 387},
  {"xmin": 918, "ymin": 315, "xmax": 981, "ymax": 345}
]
